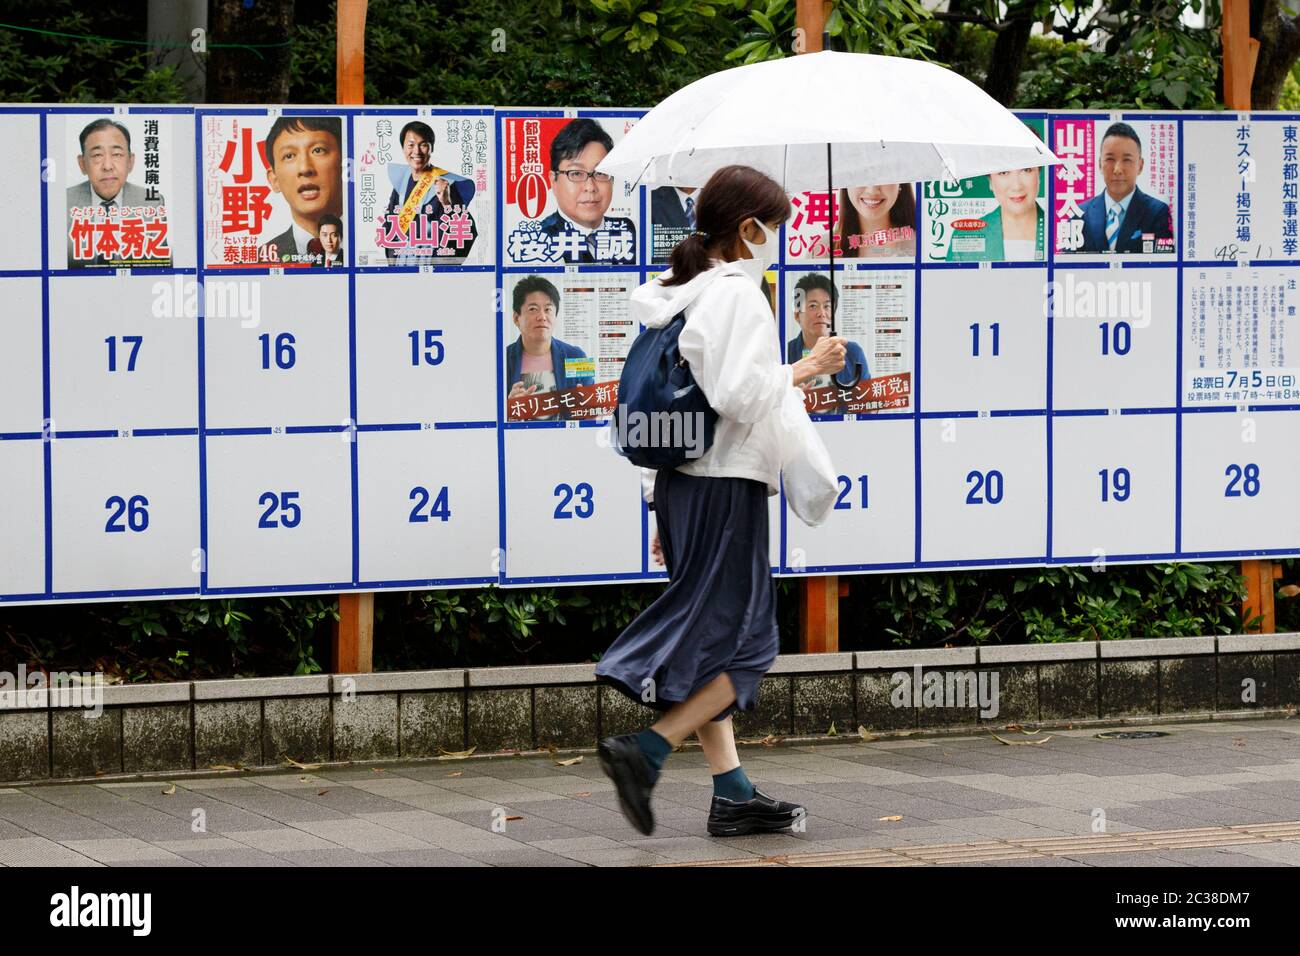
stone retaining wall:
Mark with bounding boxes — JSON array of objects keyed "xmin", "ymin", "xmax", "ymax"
[{"xmin": 2, "ymin": 634, "xmax": 1297, "ymax": 784}]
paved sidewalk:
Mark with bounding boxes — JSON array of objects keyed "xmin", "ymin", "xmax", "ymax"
[{"xmin": 1, "ymin": 717, "xmax": 1299, "ymax": 867}]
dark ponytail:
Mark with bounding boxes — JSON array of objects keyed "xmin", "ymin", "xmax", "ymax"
[{"xmin": 662, "ymin": 165, "xmax": 789, "ymax": 287}]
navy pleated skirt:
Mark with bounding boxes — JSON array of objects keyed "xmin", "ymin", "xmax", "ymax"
[{"xmin": 594, "ymin": 468, "xmax": 780, "ymax": 723}]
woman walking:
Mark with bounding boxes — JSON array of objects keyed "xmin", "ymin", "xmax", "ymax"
[{"xmin": 595, "ymin": 165, "xmax": 846, "ymax": 837}]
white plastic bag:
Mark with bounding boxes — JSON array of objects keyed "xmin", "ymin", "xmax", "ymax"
[{"xmin": 777, "ymin": 386, "xmax": 839, "ymax": 527}]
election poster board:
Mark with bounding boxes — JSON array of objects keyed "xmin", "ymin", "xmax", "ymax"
[{"xmin": 2, "ymin": 106, "xmax": 1300, "ymax": 606}]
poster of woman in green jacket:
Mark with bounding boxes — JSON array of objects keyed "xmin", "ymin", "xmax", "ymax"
[
  {"xmin": 943, "ymin": 167, "xmax": 1046, "ymax": 262},
  {"xmin": 925, "ymin": 116, "xmax": 1047, "ymax": 263}
]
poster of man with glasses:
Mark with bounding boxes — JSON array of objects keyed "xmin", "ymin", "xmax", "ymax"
[{"xmin": 502, "ymin": 114, "xmax": 639, "ymax": 265}]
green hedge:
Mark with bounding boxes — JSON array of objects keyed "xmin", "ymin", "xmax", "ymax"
[{"xmin": 3, "ymin": 561, "xmax": 1294, "ymax": 682}]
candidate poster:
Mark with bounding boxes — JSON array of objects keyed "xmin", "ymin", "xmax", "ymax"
[
  {"xmin": 787, "ymin": 183, "xmax": 918, "ymax": 264},
  {"xmin": 502, "ymin": 271, "xmax": 638, "ymax": 422},
  {"xmin": 353, "ymin": 112, "xmax": 492, "ymax": 267},
  {"xmin": 501, "ymin": 114, "xmax": 640, "ymax": 266},
  {"xmin": 60, "ymin": 115, "xmax": 174, "ymax": 270},
  {"xmin": 1183, "ymin": 119, "xmax": 1299, "ymax": 261},
  {"xmin": 201, "ymin": 112, "xmax": 347, "ymax": 269},
  {"xmin": 785, "ymin": 269, "xmax": 913, "ymax": 415},
  {"xmin": 1184, "ymin": 268, "xmax": 1300, "ymax": 405},
  {"xmin": 649, "ymin": 184, "xmax": 699, "ymax": 264},
  {"xmin": 1053, "ymin": 117, "xmax": 1177, "ymax": 256},
  {"xmin": 923, "ymin": 117, "xmax": 1047, "ymax": 262}
]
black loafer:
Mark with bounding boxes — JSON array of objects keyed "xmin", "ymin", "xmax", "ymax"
[
  {"xmin": 597, "ymin": 734, "xmax": 656, "ymax": 835},
  {"xmin": 707, "ymin": 787, "xmax": 805, "ymax": 837}
]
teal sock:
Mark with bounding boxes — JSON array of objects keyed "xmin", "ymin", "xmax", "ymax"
[
  {"xmin": 635, "ymin": 728, "xmax": 672, "ymax": 783},
  {"xmin": 713, "ymin": 766, "xmax": 756, "ymax": 802}
]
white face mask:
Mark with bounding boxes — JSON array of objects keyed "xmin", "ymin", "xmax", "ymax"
[{"xmin": 736, "ymin": 218, "xmax": 779, "ymax": 286}]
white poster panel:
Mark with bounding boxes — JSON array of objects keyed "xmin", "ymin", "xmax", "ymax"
[
  {"xmin": 920, "ymin": 268, "xmax": 1048, "ymax": 412},
  {"xmin": 51, "ymin": 435, "xmax": 200, "ymax": 593},
  {"xmin": 204, "ymin": 432, "xmax": 351, "ymax": 589},
  {"xmin": 920, "ymin": 415, "xmax": 1047, "ymax": 562},
  {"xmin": 0, "ymin": 277, "xmax": 44, "ymax": 433},
  {"xmin": 0, "ymin": 440, "xmax": 45, "ymax": 597},
  {"xmin": 0, "ymin": 112, "xmax": 42, "ymax": 271},
  {"xmin": 1183, "ymin": 118, "xmax": 1298, "ymax": 261},
  {"xmin": 352, "ymin": 111, "xmax": 493, "ymax": 267},
  {"xmin": 356, "ymin": 427, "xmax": 499, "ymax": 584},
  {"xmin": 504, "ymin": 426, "xmax": 641, "ymax": 580},
  {"xmin": 1051, "ymin": 414, "xmax": 1177, "ymax": 559},
  {"xmin": 785, "ymin": 417, "xmax": 916, "ymax": 570},
  {"xmin": 48, "ymin": 274, "xmax": 198, "ymax": 432},
  {"xmin": 203, "ymin": 274, "xmax": 349, "ymax": 430},
  {"xmin": 1181, "ymin": 409, "xmax": 1300, "ymax": 553},
  {"xmin": 1183, "ymin": 267, "xmax": 1300, "ymax": 406},
  {"xmin": 1052, "ymin": 266, "xmax": 1178, "ymax": 410},
  {"xmin": 355, "ymin": 271, "xmax": 497, "ymax": 426}
]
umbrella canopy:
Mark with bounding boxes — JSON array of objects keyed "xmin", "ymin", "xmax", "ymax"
[{"xmin": 598, "ymin": 50, "xmax": 1058, "ymax": 190}]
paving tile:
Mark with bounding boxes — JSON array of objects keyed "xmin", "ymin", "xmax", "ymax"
[
  {"xmin": 0, "ymin": 836, "xmax": 104, "ymax": 866},
  {"xmin": 59, "ymin": 837, "xmax": 187, "ymax": 864}
]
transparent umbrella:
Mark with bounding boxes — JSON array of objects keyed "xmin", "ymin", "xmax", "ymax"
[{"xmin": 599, "ymin": 50, "xmax": 1059, "ymax": 387}]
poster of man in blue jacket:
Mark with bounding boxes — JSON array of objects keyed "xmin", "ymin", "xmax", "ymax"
[
  {"xmin": 786, "ymin": 273, "xmax": 871, "ymax": 414},
  {"xmin": 505, "ymin": 275, "xmax": 596, "ymax": 421}
]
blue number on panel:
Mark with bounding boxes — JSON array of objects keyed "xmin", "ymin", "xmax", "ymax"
[
  {"xmin": 1224, "ymin": 463, "xmax": 1261, "ymax": 498},
  {"xmin": 1098, "ymin": 467, "xmax": 1131, "ymax": 502},
  {"xmin": 258, "ymin": 491, "xmax": 302, "ymax": 528},
  {"xmin": 969, "ymin": 322, "xmax": 1000, "ymax": 357},
  {"xmin": 409, "ymin": 485, "xmax": 451, "ymax": 523},
  {"xmin": 105, "ymin": 494, "xmax": 148, "ymax": 532},
  {"xmin": 834, "ymin": 475, "xmax": 869, "ymax": 510},
  {"xmin": 259, "ymin": 332, "xmax": 297, "ymax": 370},
  {"xmin": 408, "ymin": 330, "xmax": 445, "ymax": 366},
  {"xmin": 105, "ymin": 335, "xmax": 142, "ymax": 372},
  {"xmin": 965, "ymin": 469, "xmax": 1003, "ymax": 504},
  {"xmin": 554, "ymin": 482, "xmax": 595, "ymax": 519},
  {"xmin": 1099, "ymin": 321, "xmax": 1131, "ymax": 356}
]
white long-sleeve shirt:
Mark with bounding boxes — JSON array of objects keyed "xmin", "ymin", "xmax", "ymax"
[{"xmin": 629, "ymin": 259, "xmax": 801, "ymax": 504}]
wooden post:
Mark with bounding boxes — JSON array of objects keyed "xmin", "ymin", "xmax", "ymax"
[
  {"xmin": 334, "ymin": 0, "xmax": 373, "ymax": 672},
  {"xmin": 794, "ymin": 0, "xmax": 839, "ymax": 654},
  {"xmin": 1222, "ymin": 0, "xmax": 1276, "ymax": 635}
]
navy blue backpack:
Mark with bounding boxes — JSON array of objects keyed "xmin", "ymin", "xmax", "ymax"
[{"xmin": 612, "ymin": 310, "xmax": 718, "ymax": 469}]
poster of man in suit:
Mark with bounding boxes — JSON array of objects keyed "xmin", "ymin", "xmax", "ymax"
[
  {"xmin": 352, "ymin": 114, "xmax": 492, "ymax": 267},
  {"xmin": 201, "ymin": 113, "xmax": 345, "ymax": 269},
  {"xmin": 502, "ymin": 114, "xmax": 639, "ymax": 266},
  {"xmin": 1054, "ymin": 119, "xmax": 1177, "ymax": 256},
  {"xmin": 64, "ymin": 117, "xmax": 170, "ymax": 269}
]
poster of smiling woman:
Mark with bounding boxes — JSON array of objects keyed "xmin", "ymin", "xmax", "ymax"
[
  {"xmin": 352, "ymin": 112, "xmax": 492, "ymax": 267},
  {"xmin": 500, "ymin": 112, "xmax": 640, "ymax": 266},
  {"xmin": 201, "ymin": 112, "xmax": 346, "ymax": 269}
]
